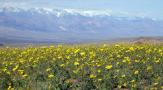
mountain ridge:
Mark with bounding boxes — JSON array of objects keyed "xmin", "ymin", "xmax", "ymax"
[
  {"xmin": 0, "ymin": 7, "xmax": 160, "ymax": 20},
  {"xmin": 0, "ymin": 7, "xmax": 163, "ymax": 43}
]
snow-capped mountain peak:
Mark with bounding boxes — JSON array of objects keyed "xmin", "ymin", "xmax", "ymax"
[
  {"xmin": 0, "ymin": 7, "xmax": 135, "ymax": 18},
  {"xmin": 0, "ymin": 7, "xmax": 161, "ymax": 21}
]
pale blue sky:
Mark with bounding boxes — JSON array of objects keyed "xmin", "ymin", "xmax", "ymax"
[{"xmin": 0, "ymin": 0, "xmax": 163, "ymax": 19}]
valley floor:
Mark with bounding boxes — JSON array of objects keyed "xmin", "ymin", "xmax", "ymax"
[{"xmin": 0, "ymin": 44, "xmax": 163, "ymax": 89}]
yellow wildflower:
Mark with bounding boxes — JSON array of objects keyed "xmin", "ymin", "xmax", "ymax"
[
  {"xmin": 7, "ymin": 85, "xmax": 14, "ymax": 90},
  {"xmin": 12, "ymin": 65, "xmax": 19, "ymax": 71},
  {"xmin": 80, "ymin": 52, "xmax": 85, "ymax": 56},
  {"xmin": 123, "ymin": 83, "xmax": 127, "ymax": 87},
  {"xmin": 155, "ymin": 59, "xmax": 160, "ymax": 63},
  {"xmin": 134, "ymin": 70, "xmax": 139, "ymax": 75},
  {"xmin": 98, "ymin": 78, "xmax": 102, "ymax": 81},
  {"xmin": 153, "ymin": 82, "xmax": 158, "ymax": 86},
  {"xmin": 74, "ymin": 49, "xmax": 80, "ymax": 53},
  {"xmin": 89, "ymin": 74, "xmax": 96, "ymax": 79},
  {"xmin": 22, "ymin": 74, "xmax": 28, "ymax": 78},
  {"xmin": 131, "ymin": 80, "xmax": 135, "ymax": 83},
  {"xmin": 147, "ymin": 66, "xmax": 152, "ymax": 71},
  {"xmin": 129, "ymin": 47, "xmax": 134, "ymax": 51},
  {"xmin": 161, "ymin": 86, "xmax": 163, "ymax": 89},
  {"xmin": 97, "ymin": 69, "xmax": 101, "ymax": 73},
  {"xmin": 60, "ymin": 64, "xmax": 64, "ymax": 67},
  {"xmin": 105, "ymin": 64, "xmax": 113, "ymax": 70},
  {"xmin": 18, "ymin": 70, "xmax": 24, "ymax": 75},
  {"xmin": 122, "ymin": 74, "xmax": 126, "ymax": 78},
  {"xmin": 115, "ymin": 44, "xmax": 120, "ymax": 47},
  {"xmin": 74, "ymin": 62, "xmax": 79, "ymax": 66},
  {"xmin": 48, "ymin": 74, "xmax": 54, "ymax": 78},
  {"xmin": 46, "ymin": 68, "xmax": 52, "ymax": 72},
  {"xmin": 118, "ymin": 85, "xmax": 122, "ymax": 88}
]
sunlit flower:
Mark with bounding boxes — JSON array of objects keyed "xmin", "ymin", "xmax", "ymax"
[
  {"xmin": 48, "ymin": 74, "xmax": 54, "ymax": 78},
  {"xmin": 134, "ymin": 70, "xmax": 139, "ymax": 75},
  {"xmin": 105, "ymin": 64, "xmax": 113, "ymax": 70},
  {"xmin": 18, "ymin": 70, "xmax": 24, "ymax": 75},
  {"xmin": 22, "ymin": 74, "xmax": 28, "ymax": 78},
  {"xmin": 155, "ymin": 59, "xmax": 160, "ymax": 63},
  {"xmin": 74, "ymin": 62, "xmax": 79, "ymax": 66},
  {"xmin": 12, "ymin": 65, "xmax": 19, "ymax": 71},
  {"xmin": 80, "ymin": 52, "xmax": 85, "ymax": 56},
  {"xmin": 121, "ymin": 74, "xmax": 126, "ymax": 78},
  {"xmin": 89, "ymin": 74, "xmax": 96, "ymax": 79},
  {"xmin": 60, "ymin": 64, "xmax": 65, "ymax": 67},
  {"xmin": 46, "ymin": 68, "xmax": 52, "ymax": 72},
  {"xmin": 98, "ymin": 78, "xmax": 102, "ymax": 81},
  {"xmin": 115, "ymin": 44, "xmax": 120, "ymax": 47},
  {"xmin": 129, "ymin": 47, "xmax": 134, "ymax": 51},
  {"xmin": 131, "ymin": 80, "xmax": 135, "ymax": 83}
]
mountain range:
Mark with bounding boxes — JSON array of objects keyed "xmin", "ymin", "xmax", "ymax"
[{"xmin": 0, "ymin": 7, "xmax": 163, "ymax": 43}]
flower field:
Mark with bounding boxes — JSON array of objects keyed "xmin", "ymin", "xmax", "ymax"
[{"xmin": 0, "ymin": 44, "xmax": 163, "ymax": 90}]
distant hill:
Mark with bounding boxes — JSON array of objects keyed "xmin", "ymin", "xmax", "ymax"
[
  {"xmin": 0, "ymin": 7, "xmax": 163, "ymax": 43},
  {"xmin": 0, "ymin": 43, "xmax": 3, "ymax": 46},
  {"xmin": 131, "ymin": 37, "xmax": 163, "ymax": 44}
]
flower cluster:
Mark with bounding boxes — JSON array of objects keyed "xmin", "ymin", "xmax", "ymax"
[{"xmin": 0, "ymin": 44, "xmax": 162, "ymax": 89}]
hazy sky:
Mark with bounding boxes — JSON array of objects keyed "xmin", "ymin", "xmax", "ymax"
[{"xmin": 0, "ymin": 0, "xmax": 163, "ymax": 19}]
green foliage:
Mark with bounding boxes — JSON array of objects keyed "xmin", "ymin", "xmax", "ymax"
[{"xmin": 0, "ymin": 44, "xmax": 163, "ymax": 89}]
